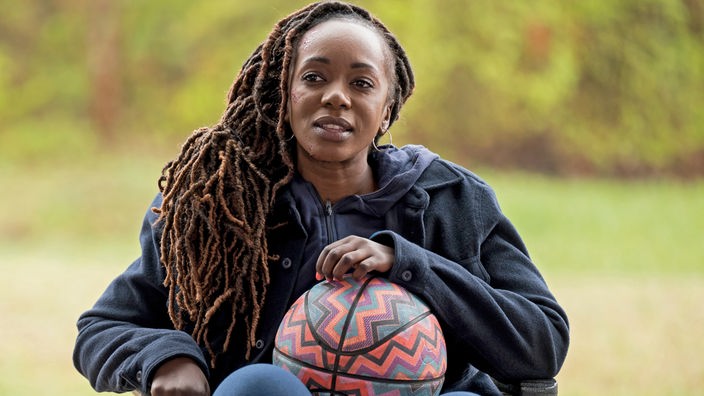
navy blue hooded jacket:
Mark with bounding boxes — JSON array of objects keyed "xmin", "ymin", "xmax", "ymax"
[{"xmin": 73, "ymin": 145, "xmax": 569, "ymax": 395}]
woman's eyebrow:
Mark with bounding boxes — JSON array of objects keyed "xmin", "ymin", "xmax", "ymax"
[
  {"xmin": 302, "ymin": 56, "xmax": 330, "ymax": 65},
  {"xmin": 301, "ymin": 56, "xmax": 378, "ymax": 72},
  {"xmin": 350, "ymin": 62, "xmax": 377, "ymax": 71}
]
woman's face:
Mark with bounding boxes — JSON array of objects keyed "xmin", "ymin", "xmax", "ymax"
[{"xmin": 287, "ymin": 19, "xmax": 392, "ymax": 169}]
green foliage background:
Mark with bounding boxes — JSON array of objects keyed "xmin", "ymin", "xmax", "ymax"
[
  {"xmin": 2, "ymin": 2, "xmax": 704, "ymax": 395},
  {"xmin": 1, "ymin": 0, "xmax": 703, "ymax": 177}
]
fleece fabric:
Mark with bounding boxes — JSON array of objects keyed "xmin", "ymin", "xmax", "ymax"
[{"xmin": 73, "ymin": 145, "xmax": 569, "ymax": 395}]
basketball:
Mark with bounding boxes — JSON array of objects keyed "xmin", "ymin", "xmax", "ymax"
[{"xmin": 273, "ymin": 275, "xmax": 447, "ymax": 395}]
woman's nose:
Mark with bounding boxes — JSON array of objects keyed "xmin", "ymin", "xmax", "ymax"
[{"xmin": 321, "ymin": 81, "xmax": 351, "ymax": 109}]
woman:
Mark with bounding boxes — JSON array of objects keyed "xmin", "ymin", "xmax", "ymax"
[{"xmin": 73, "ymin": 2, "xmax": 569, "ymax": 395}]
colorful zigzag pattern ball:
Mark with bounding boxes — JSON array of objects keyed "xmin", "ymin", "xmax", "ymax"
[{"xmin": 273, "ymin": 275, "xmax": 447, "ymax": 395}]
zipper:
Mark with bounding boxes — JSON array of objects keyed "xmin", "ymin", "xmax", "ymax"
[{"xmin": 324, "ymin": 200, "xmax": 337, "ymax": 243}]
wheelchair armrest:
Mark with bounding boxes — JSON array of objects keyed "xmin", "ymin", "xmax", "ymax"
[{"xmin": 493, "ymin": 378, "xmax": 558, "ymax": 395}]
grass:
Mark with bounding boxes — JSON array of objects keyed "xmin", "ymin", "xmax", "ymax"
[
  {"xmin": 1, "ymin": 151, "xmax": 702, "ymax": 395},
  {"xmin": 552, "ymin": 275, "xmax": 704, "ymax": 395},
  {"xmin": 482, "ymin": 170, "xmax": 704, "ymax": 276}
]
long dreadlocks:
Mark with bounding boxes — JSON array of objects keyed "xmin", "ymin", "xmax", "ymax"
[{"xmin": 154, "ymin": 1, "xmax": 415, "ymax": 367}]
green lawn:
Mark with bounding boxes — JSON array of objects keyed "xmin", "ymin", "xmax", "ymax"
[
  {"xmin": 484, "ymin": 170, "xmax": 704, "ymax": 276},
  {"xmin": 1, "ymin": 153, "xmax": 702, "ymax": 395}
]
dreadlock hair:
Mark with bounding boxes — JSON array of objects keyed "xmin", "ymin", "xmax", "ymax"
[{"xmin": 154, "ymin": 1, "xmax": 415, "ymax": 367}]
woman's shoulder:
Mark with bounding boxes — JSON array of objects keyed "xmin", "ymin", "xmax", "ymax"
[{"xmin": 409, "ymin": 149, "xmax": 493, "ymax": 193}]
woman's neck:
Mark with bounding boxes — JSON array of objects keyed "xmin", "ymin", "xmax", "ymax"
[{"xmin": 297, "ymin": 157, "xmax": 376, "ymax": 204}]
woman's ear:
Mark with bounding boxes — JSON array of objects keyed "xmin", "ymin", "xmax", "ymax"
[
  {"xmin": 284, "ymin": 102, "xmax": 291, "ymax": 123},
  {"xmin": 380, "ymin": 104, "xmax": 392, "ymax": 133}
]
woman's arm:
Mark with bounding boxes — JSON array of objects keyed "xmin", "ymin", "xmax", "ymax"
[
  {"xmin": 371, "ymin": 175, "xmax": 569, "ymax": 383},
  {"xmin": 72, "ymin": 195, "xmax": 209, "ymax": 394}
]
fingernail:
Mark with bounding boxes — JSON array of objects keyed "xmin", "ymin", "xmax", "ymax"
[{"xmin": 315, "ymin": 273, "xmax": 323, "ymax": 281}]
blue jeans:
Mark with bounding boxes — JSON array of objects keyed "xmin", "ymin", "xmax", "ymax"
[{"xmin": 213, "ymin": 364, "xmax": 479, "ymax": 396}]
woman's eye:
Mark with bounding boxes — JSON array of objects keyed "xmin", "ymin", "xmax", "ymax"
[
  {"xmin": 302, "ymin": 73, "xmax": 322, "ymax": 82},
  {"xmin": 353, "ymin": 79, "xmax": 373, "ymax": 89}
]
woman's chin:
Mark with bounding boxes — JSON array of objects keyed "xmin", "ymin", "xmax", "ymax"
[{"xmin": 297, "ymin": 145, "xmax": 367, "ymax": 167}]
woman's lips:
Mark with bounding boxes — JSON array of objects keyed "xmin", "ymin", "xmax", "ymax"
[
  {"xmin": 314, "ymin": 116, "xmax": 352, "ymax": 131},
  {"xmin": 313, "ymin": 116, "xmax": 353, "ymax": 141},
  {"xmin": 318, "ymin": 123, "xmax": 348, "ymax": 132}
]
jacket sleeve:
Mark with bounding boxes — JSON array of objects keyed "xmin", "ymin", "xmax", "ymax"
[
  {"xmin": 72, "ymin": 195, "xmax": 209, "ymax": 394},
  {"xmin": 371, "ymin": 173, "xmax": 569, "ymax": 384}
]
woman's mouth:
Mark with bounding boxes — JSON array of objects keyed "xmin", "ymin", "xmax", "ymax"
[
  {"xmin": 318, "ymin": 123, "xmax": 348, "ymax": 132},
  {"xmin": 313, "ymin": 116, "xmax": 353, "ymax": 141}
]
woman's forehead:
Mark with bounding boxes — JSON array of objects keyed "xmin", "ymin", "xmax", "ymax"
[{"xmin": 295, "ymin": 19, "xmax": 388, "ymax": 64}]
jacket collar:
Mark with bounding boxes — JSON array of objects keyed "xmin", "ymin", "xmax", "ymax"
[
  {"xmin": 415, "ymin": 159, "xmax": 464, "ymax": 191},
  {"xmin": 270, "ymin": 158, "xmax": 463, "ymax": 231}
]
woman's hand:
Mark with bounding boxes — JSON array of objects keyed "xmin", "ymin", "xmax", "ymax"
[
  {"xmin": 150, "ymin": 357, "xmax": 210, "ymax": 396},
  {"xmin": 316, "ymin": 235, "xmax": 394, "ymax": 281}
]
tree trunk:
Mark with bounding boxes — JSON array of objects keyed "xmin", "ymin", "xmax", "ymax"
[{"xmin": 87, "ymin": 0, "xmax": 121, "ymax": 143}]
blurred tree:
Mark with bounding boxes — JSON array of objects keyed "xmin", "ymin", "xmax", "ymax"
[
  {"xmin": 0, "ymin": 0, "xmax": 95, "ymax": 162},
  {"xmin": 393, "ymin": 0, "xmax": 704, "ymax": 177},
  {"xmin": 562, "ymin": 0, "xmax": 704, "ymax": 176},
  {"xmin": 87, "ymin": 0, "xmax": 122, "ymax": 141},
  {"xmin": 0, "ymin": 0, "xmax": 702, "ymax": 176}
]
